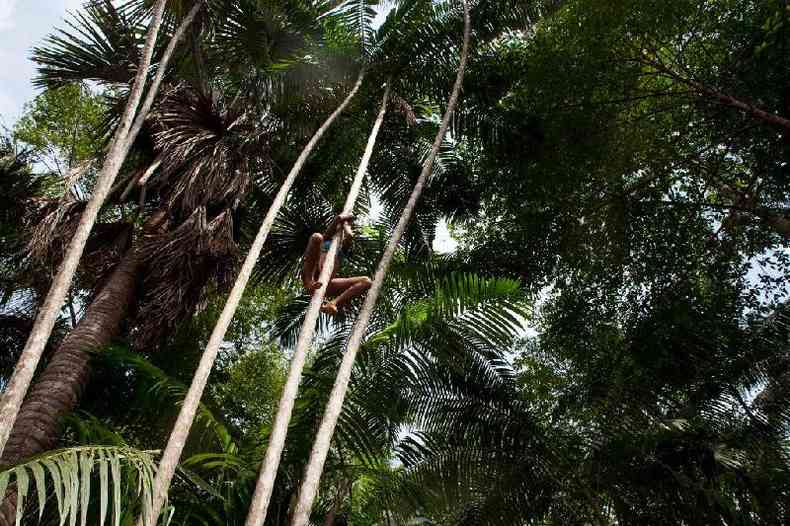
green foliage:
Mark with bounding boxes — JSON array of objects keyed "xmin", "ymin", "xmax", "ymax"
[
  {"xmin": 99, "ymin": 345, "xmax": 237, "ymax": 453},
  {"xmin": 0, "ymin": 446, "xmax": 158, "ymax": 526},
  {"xmin": 13, "ymin": 83, "xmax": 106, "ymax": 177},
  {"xmin": 6, "ymin": 0, "xmax": 790, "ymax": 525},
  {"xmin": 210, "ymin": 345, "xmax": 287, "ymax": 438}
]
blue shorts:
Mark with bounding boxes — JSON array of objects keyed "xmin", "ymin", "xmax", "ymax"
[{"xmin": 322, "ymin": 239, "xmax": 346, "ymax": 262}]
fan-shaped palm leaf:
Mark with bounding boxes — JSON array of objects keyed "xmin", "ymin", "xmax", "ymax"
[{"xmin": 33, "ymin": 1, "xmax": 148, "ymax": 88}]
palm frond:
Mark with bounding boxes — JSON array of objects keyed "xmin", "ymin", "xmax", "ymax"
[
  {"xmin": 321, "ymin": 0, "xmax": 379, "ymax": 57},
  {"xmin": 151, "ymin": 83, "xmax": 274, "ymax": 215},
  {"xmin": 33, "ymin": 0, "xmax": 147, "ymax": 88},
  {"xmin": 99, "ymin": 345, "xmax": 237, "ymax": 453},
  {"xmin": 134, "ymin": 207, "xmax": 241, "ymax": 349},
  {"xmin": 0, "ymin": 446, "xmax": 158, "ymax": 526}
]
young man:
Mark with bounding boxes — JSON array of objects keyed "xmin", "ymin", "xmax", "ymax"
[{"xmin": 302, "ymin": 213, "xmax": 372, "ymax": 316}]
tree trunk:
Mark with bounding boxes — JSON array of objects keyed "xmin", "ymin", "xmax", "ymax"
[
  {"xmin": 138, "ymin": 69, "xmax": 366, "ymax": 526},
  {"xmin": 0, "ymin": 245, "xmax": 140, "ymax": 526},
  {"xmin": 289, "ymin": 2, "xmax": 472, "ymax": 525},
  {"xmin": 701, "ymin": 86, "xmax": 790, "ymax": 131},
  {"xmin": 243, "ymin": 83, "xmax": 390, "ymax": 526},
  {"xmin": 643, "ymin": 54, "xmax": 790, "ymax": 131},
  {"xmin": 0, "ymin": 0, "xmax": 171, "ymax": 458}
]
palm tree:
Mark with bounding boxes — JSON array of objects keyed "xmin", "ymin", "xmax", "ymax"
[
  {"xmin": 0, "ymin": 0, "xmax": 346, "ymax": 521},
  {"xmin": 0, "ymin": 0, "xmax": 179, "ymax": 456},
  {"xmin": 0, "ymin": 252, "xmax": 526, "ymax": 525},
  {"xmin": 0, "ymin": 0, "xmax": 213, "ymax": 465},
  {"xmin": 363, "ymin": 299, "xmax": 790, "ymax": 525},
  {"xmin": 88, "ymin": 263, "xmax": 526, "ymax": 525}
]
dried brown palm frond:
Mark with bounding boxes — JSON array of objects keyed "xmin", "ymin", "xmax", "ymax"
[
  {"xmin": 26, "ymin": 198, "xmax": 86, "ymax": 264},
  {"xmin": 24, "ymin": 195, "xmax": 131, "ymax": 290},
  {"xmin": 24, "ymin": 158, "xmax": 101, "ymax": 261},
  {"xmin": 134, "ymin": 206, "xmax": 240, "ymax": 349},
  {"xmin": 392, "ymin": 92, "xmax": 417, "ymax": 127},
  {"xmin": 148, "ymin": 82, "xmax": 275, "ymax": 217}
]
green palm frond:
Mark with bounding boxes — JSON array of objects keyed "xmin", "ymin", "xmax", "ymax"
[
  {"xmin": 278, "ymin": 269, "xmax": 530, "ymax": 493},
  {"xmin": 0, "ymin": 446, "xmax": 158, "ymax": 526},
  {"xmin": 32, "ymin": 0, "xmax": 147, "ymax": 89},
  {"xmin": 99, "ymin": 346, "xmax": 238, "ymax": 454},
  {"xmin": 210, "ymin": 0, "xmax": 319, "ymax": 74},
  {"xmin": 63, "ymin": 413, "xmax": 131, "ymax": 448},
  {"xmin": 253, "ymin": 186, "xmax": 336, "ymax": 286},
  {"xmin": 364, "ymin": 270, "xmax": 527, "ymax": 353},
  {"xmin": 321, "ymin": 0, "xmax": 379, "ymax": 56}
]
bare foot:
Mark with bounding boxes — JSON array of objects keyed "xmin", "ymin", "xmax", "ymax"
[
  {"xmin": 305, "ymin": 281, "xmax": 323, "ymax": 292},
  {"xmin": 321, "ymin": 302, "xmax": 338, "ymax": 316}
]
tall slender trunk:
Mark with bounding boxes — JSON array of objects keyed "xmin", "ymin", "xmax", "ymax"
[
  {"xmin": 0, "ymin": 243, "xmax": 141, "ymax": 526},
  {"xmin": 0, "ymin": 0, "xmax": 174, "ymax": 458},
  {"xmin": 137, "ymin": 70, "xmax": 366, "ymax": 526},
  {"xmin": 243, "ymin": 84, "xmax": 390, "ymax": 526},
  {"xmin": 290, "ymin": 3, "xmax": 472, "ymax": 525}
]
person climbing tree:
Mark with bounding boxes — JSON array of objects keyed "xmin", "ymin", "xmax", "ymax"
[{"xmin": 302, "ymin": 214, "xmax": 372, "ymax": 315}]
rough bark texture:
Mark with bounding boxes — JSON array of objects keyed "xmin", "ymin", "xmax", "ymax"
[
  {"xmin": 289, "ymin": 3, "xmax": 472, "ymax": 525},
  {"xmin": 0, "ymin": 246, "xmax": 140, "ymax": 526},
  {"xmin": 0, "ymin": 0, "xmax": 169, "ymax": 458},
  {"xmin": 138, "ymin": 70, "xmax": 366, "ymax": 526},
  {"xmin": 243, "ymin": 84, "xmax": 390, "ymax": 526}
]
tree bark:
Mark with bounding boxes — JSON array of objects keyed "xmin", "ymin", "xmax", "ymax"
[
  {"xmin": 697, "ymin": 86, "xmax": 790, "ymax": 131},
  {"xmin": 289, "ymin": 2, "xmax": 472, "ymax": 525},
  {"xmin": 0, "ymin": 244, "xmax": 140, "ymax": 526},
  {"xmin": 243, "ymin": 83, "xmax": 390, "ymax": 526},
  {"xmin": 138, "ymin": 69, "xmax": 366, "ymax": 526}
]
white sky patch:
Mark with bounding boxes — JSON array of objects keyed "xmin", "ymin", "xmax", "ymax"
[
  {"xmin": 0, "ymin": 1, "xmax": 78, "ymax": 124},
  {"xmin": 433, "ymin": 217, "xmax": 458, "ymax": 254},
  {"xmin": 745, "ymin": 247, "xmax": 790, "ymax": 307},
  {"xmin": 64, "ymin": 0, "xmax": 84, "ymax": 11},
  {"xmin": 0, "ymin": 0, "xmax": 17, "ymax": 29},
  {"xmin": 372, "ymin": 3, "xmax": 394, "ymax": 29},
  {"xmin": 0, "ymin": 89, "xmax": 16, "ymax": 128}
]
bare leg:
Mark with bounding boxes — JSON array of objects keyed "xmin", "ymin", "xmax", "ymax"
[
  {"xmin": 321, "ymin": 277, "xmax": 372, "ymax": 315},
  {"xmin": 302, "ymin": 233, "xmax": 324, "ymax": 291}
]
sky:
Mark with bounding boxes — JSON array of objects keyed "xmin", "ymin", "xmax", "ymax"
[{"xmin": 0, "ymin": 0, "xmax": 86, "ymax": 126}]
